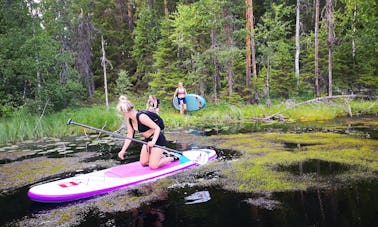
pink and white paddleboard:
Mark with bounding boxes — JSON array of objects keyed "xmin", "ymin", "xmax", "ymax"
[{"xmin": 28, "ymin": 149, "xmax": 216, "ymax": 203}]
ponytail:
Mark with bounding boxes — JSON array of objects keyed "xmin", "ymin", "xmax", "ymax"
[{"xmin": 116, "ymin": 95, "xmax": 134, "ymax": 113}]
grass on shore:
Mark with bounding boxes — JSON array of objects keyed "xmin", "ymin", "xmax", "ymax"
[{"xmin": 0, "ymin": 98, "xmax": 377, "ymax": 145}]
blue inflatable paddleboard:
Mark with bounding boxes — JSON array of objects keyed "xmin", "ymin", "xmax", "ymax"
[{"xmin": 173, "ymin": 94, "xmax": 206, "ymax": 112}]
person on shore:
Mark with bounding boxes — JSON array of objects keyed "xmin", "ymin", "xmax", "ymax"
[
  {"xmin": 173, "ymin": 82, "xmax": 187, "ymax": 115},
  {"xmin": 146, "ymin": 95, "xmax": 160, "ymax": 114},
  {"xmin": 116, "ymin": 95, "xmax": 176, "ymax": 169}
]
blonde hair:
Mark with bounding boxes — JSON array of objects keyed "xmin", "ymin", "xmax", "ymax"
[{"xmin": 116, "ymin": 95, "xmax": 134, "ymax": 113}]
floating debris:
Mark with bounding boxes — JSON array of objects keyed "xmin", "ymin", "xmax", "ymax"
[{"xmin": 184, "ymin": 191, "xmax": 211, "ymax": 205}]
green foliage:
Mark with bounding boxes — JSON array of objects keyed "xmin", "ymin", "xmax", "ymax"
[
  {"xmin": 300, "ymin": 21, "xmax": 330, "ymax": 96},
  {"xmin": 131, "ymin": 1, "xmax": 162, "ymax": 92},
  {"xmin": 0, "ymin": 0, "xmax": 85, "ymax": 116},
  {"xmin": 149, "ymin": 18, "xmax": 186, "ymax": 99},
  {"xmin": 115, "ymin": 70, "xmax": 132, "ymax": 96},
  {"xmin": 1, "ymin": 0, "xmax": 377, "ymax": 121},
  {"xmin": 256, "ymin": 3, "xmax": 295, "ymax": 99},
  {"xmin": 332, "ymin": 0, "xmax": 378, "ymax": 94}
]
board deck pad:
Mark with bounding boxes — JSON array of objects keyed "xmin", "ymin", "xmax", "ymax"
[
  {"xmin": 28, "ymin": 149, "xmax": 216, "ymax": 203},
  {"xmin": 173, "ymin": 94, "xmax": 206, "ymax": 112}
]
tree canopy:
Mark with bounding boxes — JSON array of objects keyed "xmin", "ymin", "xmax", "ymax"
[{"xmin": 0, "ymin": 0, "xmax": 377, "ymax": 116}]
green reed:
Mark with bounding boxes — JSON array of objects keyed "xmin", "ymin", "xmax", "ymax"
[{"xmin": 1, "ymin": 98, "xmax": 377, "ymax": 144}]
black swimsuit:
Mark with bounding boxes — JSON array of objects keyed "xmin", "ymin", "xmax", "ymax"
[{"xmin": 129, "ymin": 112, "xmax": 167, "ymax": 146}]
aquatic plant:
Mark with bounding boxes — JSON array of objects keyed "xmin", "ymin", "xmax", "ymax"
[
  {"xmin": 210, "ymin": 131, "xmax": 378, "ymax": 193},
  {"xmin": 0, "ymin": 105, "xmax": 120, "ymax": 144},
  {"xmin": 0, "ymin": 99, "xmax": 377, "ymax": 144}
]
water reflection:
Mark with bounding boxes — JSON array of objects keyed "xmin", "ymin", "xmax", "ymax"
[
  {"xmin": 1, "ymin": 116, "xmax": 377, "ymax": 226},
  {"xmin": 199, "ymin": 116, "xmax": 378, "ymax": 140},
  {"xmin": 276, "ymin": 159, "xmax": 353, "ymax": 176},
  {"xmin": 84, "ymin": 180, "xmax": 378, "ymax": 226},
  {"xmin": 272, "ymin": 181, "xmax": 378, "ymax": 227}
]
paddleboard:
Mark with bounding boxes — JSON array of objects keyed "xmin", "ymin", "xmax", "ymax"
[
  {"xmin": 28, "ymin": 149, "xmax": 216, "ymax": 203},
  {"xmin": 173, "ymin": 94, "xmax": 206, "ymax": 112}
]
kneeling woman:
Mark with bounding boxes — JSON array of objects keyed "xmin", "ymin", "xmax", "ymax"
[{"xmin": 117, "ymin": 95, "xmax": 175, "ymax": 169}]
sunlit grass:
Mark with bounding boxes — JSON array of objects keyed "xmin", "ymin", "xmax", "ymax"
[
  {"xmin": 285, "ymin": 104, "xmax": 339, "ymax": 121},
  {"xmin": 0, "ymin": 105, "xmax": 121, "ymax": 144},
  {"xmin": 0, "ymin": 98, "xmax": 377, "ymax": 144}
]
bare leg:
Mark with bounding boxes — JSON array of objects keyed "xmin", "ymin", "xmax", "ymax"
[
  {"xmin": 148, "ymin": 148, "xmax": 174, "ymax": 169},
  {"xmin": 179, "ymin": 103, "xmax": 184, "ymax": 115},
  {"xmin": 139, "ymin": 145, "xmax": 150, "ymax": 166}
]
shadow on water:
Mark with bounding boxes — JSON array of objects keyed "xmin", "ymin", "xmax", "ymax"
[
  {"xmin": 276, "ymin": 159, "xmax": 353, "ymax": 176},
  {"xmin": 79, "ymin": 180, "xmax": 378, "ymax": 227}
]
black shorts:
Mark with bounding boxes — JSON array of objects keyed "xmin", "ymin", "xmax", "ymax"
[
  {"xmin": 144, "ymin": 133, "xmax": 167, "ymax": 146},
  {"xmin": 178, "ymin": 97, "xmax": 186, "ymax": 104}
]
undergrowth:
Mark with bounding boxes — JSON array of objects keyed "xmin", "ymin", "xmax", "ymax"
[{"xmin": 0, "ymin": 98, "xmax": 377, "ymax": 144}]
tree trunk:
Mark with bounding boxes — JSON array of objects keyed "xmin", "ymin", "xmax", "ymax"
[
  {"xmin": 75, "ymin": 10, "xmax": 95, "ymax": 97},
  {"xmin": 352, "ymin": 2, "xmax": 357, "ymax": 92},
  {"xmin": 211, "ymin": 28, "xmax": 219, "ymax": 103},
  {"xmin": 265, "ymin": 55, "xmax": 272, "ymax": 107},
  {"xmin": 295, "ymin": 0, "xmax": 301, "ymax": 88},
  {"xmin": 101, "ymin": 35, "xmax": 109, "ymax": 110},
  {"xmin": 245, "ymin": 0, "xmax": 252, "ymax": 103},
  {"xmin": 164, "ymin": 0, "xmax": 169, "ymax": 17},
  {"xmin": 29, "ymin": 0, "xmax": 41, "ymax": 110},
  {"xmin": 314, "ymin": 0, "xmax": 320, "ymax": 97},
  {"xmin": 127, "ymin": 1, "xmax": 134, "ymax": 32},
  {"xmin": 250, "ymin": 1, "xmax": 259, "ymax": 104},
  {"xmin": 224, "ymin": 5, "xmax": 233, "ymax": 97},
  {"xmin": 326, "ymin": 0, "xmax": 334, "ymax": 97}
]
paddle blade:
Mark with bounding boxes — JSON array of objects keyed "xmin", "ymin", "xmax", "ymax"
[{"xmin": 182, "ymin": 150, "xmax": 209, "ymax": 165}]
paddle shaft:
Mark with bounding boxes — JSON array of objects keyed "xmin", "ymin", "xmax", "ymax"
[{"xmin": 67, "ymin": 119, "xmax": 182, "ymax": 155}]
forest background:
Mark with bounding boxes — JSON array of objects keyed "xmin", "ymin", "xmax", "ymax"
[{"xmin": 0, "ymin": 0, "xmax": 377, "ymax": 126}]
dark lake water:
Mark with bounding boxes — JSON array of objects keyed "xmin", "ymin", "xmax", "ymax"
[
  {"xmin": 0, "ymin": 116, "xmax": 377, "ymax": 226},
  {"xmin": 76, "ymin": 180, "xmax": 378, "ymax": 227},
  {"xmin": 2, "ymin": 180, "xmax": 377, "ymax": 226}
]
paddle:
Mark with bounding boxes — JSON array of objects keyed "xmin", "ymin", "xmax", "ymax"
[{"xmin": 67, "ymin": 119, "xmax": 209, "ymax": 165}]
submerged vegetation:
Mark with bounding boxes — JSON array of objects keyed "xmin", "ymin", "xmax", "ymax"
[
  {"xmin": 204, "ymin": 131, "xmax": 378, "ymax": 192},
  {"xmin": 0, "ymin": 107, "xmax": 377, "ymax": 226},
  {"xmin": 0, "ymin": 98, "xmax": 377, "ymax": 144}
]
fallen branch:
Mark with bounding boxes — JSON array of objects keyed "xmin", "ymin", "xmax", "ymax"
[{"xmin": 256, "ymin": 95, "xmax": 378, "ymax": 122}]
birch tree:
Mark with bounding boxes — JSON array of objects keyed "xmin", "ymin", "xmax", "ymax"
[
  {"xmin": 101, "ymin": 35, "xmax": 113, "ymax": 109},
  {"xmin": 295, "ymin": 0, "xmax": 301, "ymax": 88},
  {"xmin": 314, "ymin": 0, "xmax": 320, "ymax": 97}
]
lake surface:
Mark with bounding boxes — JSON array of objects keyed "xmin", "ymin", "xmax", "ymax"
[
  {"xmin": 78, "ymin": 180, "xmax": 378, "ymax": 226},
  {"xmin": 0, "ymin": 116, "xmax": 377, "ymax": 226}
]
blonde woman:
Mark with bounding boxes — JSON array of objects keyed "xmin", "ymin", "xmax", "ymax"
[
  {"xmin": 146, "ymin": 95, "xmax": 160, "ymax": 114},
  {"xmin": 173, "ymin": 82, "xmax": 187, "ymax": 115},
  {"xmin": 116, "ymin": 95, "xmax": 175, "ymax": 169}
]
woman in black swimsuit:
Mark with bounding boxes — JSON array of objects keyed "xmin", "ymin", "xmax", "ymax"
[
  {"xmin": 116, "ymin": 95, "xmax": 174, "ymax": 169},
  {"xmin": 173, "ymin": 82, "xmax": 187, "ymax": 115}
]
